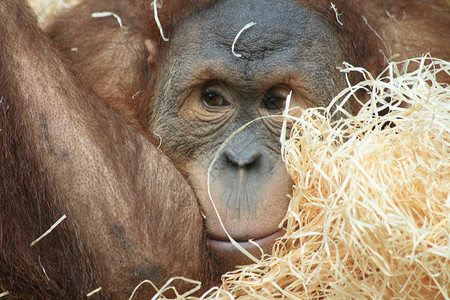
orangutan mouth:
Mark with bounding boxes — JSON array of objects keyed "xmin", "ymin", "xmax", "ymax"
[{"xmin": 207, "ymin": 229, "xmax": 285, "ymax": 256}]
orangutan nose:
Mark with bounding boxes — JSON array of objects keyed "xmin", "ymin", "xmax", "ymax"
[{"xmin": 224, "ymin": 147, "xmax": 261, "ymax": 168}]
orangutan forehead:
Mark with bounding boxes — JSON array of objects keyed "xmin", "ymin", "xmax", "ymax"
[{"xmin": 173, "ymin": 0, "xmax": 337, "ymax": 56}]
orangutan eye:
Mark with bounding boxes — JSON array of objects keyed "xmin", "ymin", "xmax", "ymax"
[
  {"xmin": 263, "ymin": 95, "xmax": 286, "ymax": 112},
  {"xmin": 262, "ymin": 86, "xmax": 290, "ymax": 112},
  {"xmin": 201, "ymin": 89, "xmax": 230, "ymax": 108}
]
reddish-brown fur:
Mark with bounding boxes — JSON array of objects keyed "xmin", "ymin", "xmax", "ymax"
[{"xmin": 0, "ymin": 0, "xmax": 447, "ymax": 299}]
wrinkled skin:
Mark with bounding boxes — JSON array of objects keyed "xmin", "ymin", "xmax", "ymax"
[{"xmin": 1, "ymin": 0, "xmax": 447, "ymax": 298}]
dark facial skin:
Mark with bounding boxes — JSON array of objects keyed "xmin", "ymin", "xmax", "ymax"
[{"xmin": 150, "ymin": 0, "xmax": 347, "ymax": 271}]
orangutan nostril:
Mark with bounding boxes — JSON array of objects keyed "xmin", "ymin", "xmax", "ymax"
[{"xmin": 223, "ymin": 147, "xmax": 261, "ymax": 168}]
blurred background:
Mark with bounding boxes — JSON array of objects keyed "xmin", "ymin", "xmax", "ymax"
[{"xmin": 29, "ymin": 0, "xmax": 80, "ymax": 23}]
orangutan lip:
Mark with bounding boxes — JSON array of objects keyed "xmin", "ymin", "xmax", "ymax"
[{"xmin": 207, "ymin": 230, "xmax": 284, "ymax": 256}]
